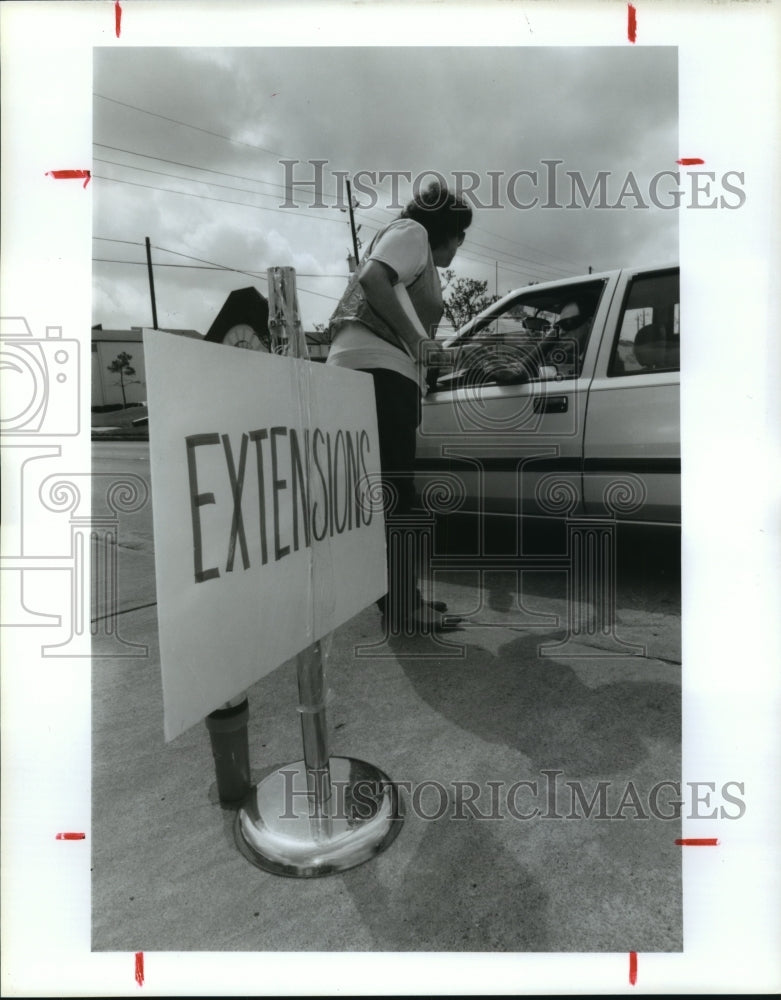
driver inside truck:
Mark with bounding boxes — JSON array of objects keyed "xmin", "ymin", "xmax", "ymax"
[
  {"xmin": 539, "ymin": 299, "xmax": 594, "ymax": 377},
  {"xmin": 473, "ymin": 297, "xmax": 596, "ymax": 385}
]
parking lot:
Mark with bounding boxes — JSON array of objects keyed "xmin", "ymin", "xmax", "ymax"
[{"xmin": 91, "ymin": 440, "xmax": 682, "ymax": 953}]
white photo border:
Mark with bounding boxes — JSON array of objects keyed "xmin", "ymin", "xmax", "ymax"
[{"xmin": 1, "ymin": 1, "xmax": 779, "ymax": 995}]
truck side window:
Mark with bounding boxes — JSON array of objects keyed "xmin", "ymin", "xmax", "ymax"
[
  {"xmin": 431, "ymin": 279, "xmax": 606, "ymax": 390},
  {"xmin": 609, "ymin": 269, "xmax": 680, "ymax": 377}
]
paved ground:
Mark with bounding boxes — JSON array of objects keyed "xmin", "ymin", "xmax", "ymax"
[{"xmin": 91, "ymin": 442, "xmax": 682, "ymax": 954}]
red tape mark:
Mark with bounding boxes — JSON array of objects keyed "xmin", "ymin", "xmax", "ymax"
[
  {"xmin": 135, "ymin": 952, "xmax": 144, "ymax": 987},
  {"xmin": 677, "ymin": 157, "xmax": 705, "ymax": 166},
  {"xmin": 629, "ymin": 951, "xmax": 638, "ymax": 986},
  {"xmin": 46, "ymin": 169, "xmax": 91, "ymax": 189},
  {"xmin": 56, "ymin": 832, "xmax": 86, "ymax": 840},
  {"xmin": 676, "ymin": 838, "xmax": 719, "ymax": 846},
  {"xmin": 628, "ymin": 4, "xmax": 637, "ymax": 44},
  {"xmin": 115, "ymin": 1, "xmax": 122, "ymax": 38}
]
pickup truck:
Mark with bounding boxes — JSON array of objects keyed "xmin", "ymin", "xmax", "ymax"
[{"xmin": 414, "ymin": 264, "xmax": 680, "ymax": 525}]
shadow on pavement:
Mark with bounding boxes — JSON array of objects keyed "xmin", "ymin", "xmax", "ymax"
[
  {"xmin": 342, "ymin": 810, "xmax": 551, "ymax": 951},
  {"xmin": 388, "ymin": 631, "xmax": 680, "ymax": 777}
]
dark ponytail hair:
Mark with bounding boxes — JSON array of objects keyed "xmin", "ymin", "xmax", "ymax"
[{"xmin": 400, "ymin": 180, "xmax": 472, "ymax": 250}]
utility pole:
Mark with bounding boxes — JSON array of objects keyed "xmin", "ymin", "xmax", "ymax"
[
  {"xmin": 345, "ymin": 179, "xmax": 361, "ymax": 269},
  {"xmin": 145, "ymin": 236, "xmax": 159, "ymax": 330}
]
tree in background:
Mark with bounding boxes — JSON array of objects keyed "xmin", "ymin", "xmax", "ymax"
[
  {"xmin": 441, "ymin": 270, "xmax": 500, "ymax": 331},
  {"xmin": 107, "ymin": 351, "xmax": 142, "ymax": 409}
]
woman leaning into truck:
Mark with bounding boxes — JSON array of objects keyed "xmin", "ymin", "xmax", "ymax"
[{"xmin": 326, "ymin": 181, "xmax": 472, "ymax": 633}]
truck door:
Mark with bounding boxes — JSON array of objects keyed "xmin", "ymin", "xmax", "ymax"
[
  {"xmin": 416, "ymin": 273, "xmax": 619, "ymax": 520},
  {"xmin": 582, "ymin": 267, "xmax": 681, "ymax": 524}
]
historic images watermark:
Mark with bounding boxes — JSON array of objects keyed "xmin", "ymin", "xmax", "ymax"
[
  {"xmin": 280, "ymin": 160, "xmax": 747, "ymax": 212},
  {"xmin": 280, "ymin": 769, "xmax": 746, "ymax": 822},
  {"xmin": 0, "ymin": 317, "xmax": 149, "ymax": 657}
]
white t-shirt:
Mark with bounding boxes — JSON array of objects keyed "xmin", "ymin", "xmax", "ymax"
[{"xmin": 327, "ymin": 219, "xmax": 430, "ymax": 384}]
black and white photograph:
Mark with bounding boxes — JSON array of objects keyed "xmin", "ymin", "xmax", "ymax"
[
  {"xmin": 89, "ymin": 41, "xmax": 686, "ymax": 952},
  {"xmin": 1, "ymin": 2, "xmax": 779, "ymax": 996}
]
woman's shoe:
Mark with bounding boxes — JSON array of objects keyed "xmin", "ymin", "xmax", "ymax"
[
  {"xmin": 417, "ymin": 596, "xmax": 463, "ymax": 623},
  {"xmin": 379, "ymin": 593, "xmax": 455, "ymax": 618},
  {"xmin": 414, "ymin": 590, "xmax": 450, "ymax": 615},
  {"xmin": 397, "ymin": 606, "xmax": 462, "ymax": 634}
]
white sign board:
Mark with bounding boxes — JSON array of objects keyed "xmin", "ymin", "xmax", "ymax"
[{"xmin": 143, "ymin": 331, "xmax": 386, "ymax": 740}]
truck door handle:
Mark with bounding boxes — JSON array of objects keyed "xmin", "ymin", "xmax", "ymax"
[{"xmin": 534, "ymin": 395, "xmax": 568, "ymax": 414}]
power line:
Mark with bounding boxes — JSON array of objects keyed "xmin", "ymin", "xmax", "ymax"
[
  {"xmin": 464, "ymin": 237, "xmax": 572, "ymax": 277},
  {"xmin": 96, "ymin": 241, "xmax": 260, "ymax": 284},
  {"xmin": 94, "ymin": 258, "xmax": 229, "ymax": 269},
  {"xmin": 154, "ymin": 243, "xmax": 255, "ymax": 271},
  {"xmin": 455, "ymin": 245, "xmax": 560, "ymax": 283},
  {"xmin": 93, "ymin": 244, "xmax": 343, "ymax": 305},
  {"xmin": 339, "ymin": 203, "xmax": 572, "ymax": 279},
  {"xmin": 151, "ymin": 244, "xmax": 350, "ymax": 293},
  {"xmin": 93, "ymin": 236, "xmax": 145, "ymax": 247},
  {"xmin": 93, "ymin": 258, "xmax": 346, "ymax": 278},
  {"xmin": 94, "ymin": 156, "xmax": 379, "ymax": 246},
  {"xmin": 93, "ymin": 250, "xmax": 532, "ymax": 286},
  {"xmin": 95, "ymin": 95, "xmax": 394, "ymax": 217},
  {"xmin": 94, "ymin": 231, "xmax": 551, "ymax": 295},
  {"xmin": 92, "ymin": 143, "xmax": 380, "ymax": 246},
  {"xmin": 93, "ymin": 143, "xmax": 579, "ymax": 277},
  {"xmin": 470, "ymin": 223, "xmax": 584, "ymax": 271},
  {"xmin": 94, "ymin": 93, "xmax": 286, "ymax": 158},
  {"xmin": 91, "ymin": 173, "xmax": 355, "ymax": 226},
  {"xmin": 93, "ymin": 95, "xmax": 586, "ymax": 273},
  {"xmin": 94, "ymin": 156, "xmax": 301, "ymax": 203},
  {"xmin": 348, "ymin": 206, "xmax": 571, "ymax": 280},
  {"xmin": 94, "ymin": 237, "xmax": 350, "ymax": 280},
  {"xmin": 333, "ymin": 202, "xmax": 578, "ymax": 275},
  {"xmin": 93, "ymin": 143, "xmax": 306, "ymax": 196},
  {"xmin": 93, "ymin": 232, "xmax": 543, "ymax": 288}
]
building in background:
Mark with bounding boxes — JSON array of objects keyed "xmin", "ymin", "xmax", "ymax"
[
  {"xmin": 93, "ymin": 284, "xmax": 331, "ymax": 411},
  {"xmin": 91, "ymin": 326, "xmax": 202, "ymax": 410},
  {"xmin": 93, "ymin": 322, "xmax": 328, "ymax": 410}
]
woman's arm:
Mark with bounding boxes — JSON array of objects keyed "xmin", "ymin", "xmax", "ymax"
[{"xmin": 359, "ymin": 260, "xmax": 434, "ymax": 362}]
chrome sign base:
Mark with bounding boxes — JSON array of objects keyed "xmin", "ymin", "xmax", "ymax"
[{"xmin": 235, "ymin": 756, "xmax": 404, "ymax": 878}]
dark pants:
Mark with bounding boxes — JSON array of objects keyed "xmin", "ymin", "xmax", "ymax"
[{"xmin": 359, "ymin": 368, "xmax": 422, "ymax": 623}]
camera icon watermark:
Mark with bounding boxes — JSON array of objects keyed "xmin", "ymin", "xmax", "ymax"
[{"xmin": 0, "ymin": 317, "xmax": 80, "ymax": 436}]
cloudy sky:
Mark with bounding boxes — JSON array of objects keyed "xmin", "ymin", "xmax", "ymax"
[{"xmin": 92, "ymin": 46, "xmax": 678, "ymax": 334}]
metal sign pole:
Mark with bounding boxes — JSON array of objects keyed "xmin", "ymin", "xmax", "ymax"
[
  {"xmin": 234, "ymin": 267, "xmax": 403, "ymax": 876},
  {"xmin": 269, "ymin": 266, "xmax": 335, "ymax": 818}
]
